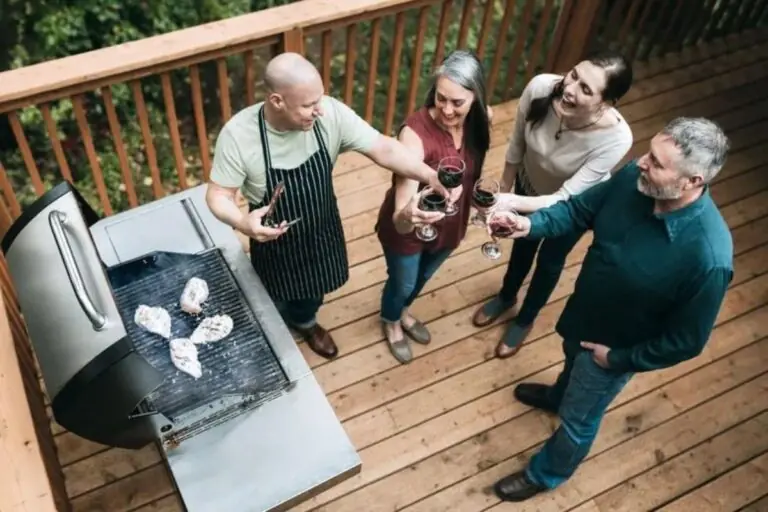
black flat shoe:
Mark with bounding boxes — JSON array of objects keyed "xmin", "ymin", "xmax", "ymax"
[
  {"xmin": 493, "ymin": 470, "xmax": 546, "ymax": 502},
  {"xmin": 514, "ymin": 383, "xmax": 560, "ymax": 414}
]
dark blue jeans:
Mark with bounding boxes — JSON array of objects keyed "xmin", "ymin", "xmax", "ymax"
[
  {"xmin": 526, "ymin": 341, "xmax": 633, "ymax": 488},
  {"xmin": 380, "ymin": 247, "xmax": 453, "ymax": 323},
  {"xmin": 276, "ymin": 296, "xmax": 324, "ymax": 329},
  {"xmin": 500, "ymin": 181, "xmax": 583, "ymax": 325}
]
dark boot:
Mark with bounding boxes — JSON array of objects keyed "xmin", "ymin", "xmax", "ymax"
[
  {"xmin": 493, "ymin": 470, "xmax": 546, "ymax": 502},
  {"xmin": 514, "ymin": 383, "xmax": 560, "ymax": 414}
]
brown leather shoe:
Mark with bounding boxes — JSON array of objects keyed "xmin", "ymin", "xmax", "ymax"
[
  {"xmin": 472, "ymin": 296, "xmax": 517, "ymax": 327},
  {"xmin": 494, "ymin": 321, "xmax": 533, "ymax": 359},
  {"xmin": 297, "ymin": 324, "xmax": 338, "ymax": 359},
  {"xmin": 495, "ymin": 341, "xmax": 523, "ymax": 359}
]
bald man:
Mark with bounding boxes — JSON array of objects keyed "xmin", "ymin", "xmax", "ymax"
[{"xmin": 206, "ymin": 52, "xmax": 446, "ymax": 359}]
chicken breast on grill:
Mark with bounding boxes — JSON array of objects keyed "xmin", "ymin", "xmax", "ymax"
[
  {"xmin": 190, "ymin": 314, "xmax": 234, "ymax": 344},
  {"xmin": 169, "ymin": 338, "xmax": 202, "ymax": 379},
  {"xmin": 180, "ymin": 277, "xmax": 209, "ymax": 315},
  {"xmin": 134, "ymin": 305, "xmax": 172, "ymax": 339}
]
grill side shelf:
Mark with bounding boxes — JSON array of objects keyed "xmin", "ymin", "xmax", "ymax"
[{"xmin": 107, "ymin": 250, "xmax": 290, "ymax": 440}]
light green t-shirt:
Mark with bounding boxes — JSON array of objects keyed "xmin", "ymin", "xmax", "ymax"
[{"xmin": 210, "ymin": 95, "xmax": 380, "ymax": 204}]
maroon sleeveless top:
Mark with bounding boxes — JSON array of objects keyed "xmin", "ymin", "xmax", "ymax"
[{"xmin": 376, "ymin": 107, "xmax": 479, "ymax": 255}]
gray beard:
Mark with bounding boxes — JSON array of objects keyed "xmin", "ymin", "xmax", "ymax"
[{"xmin": 636, "ymin": 175, "xmax": 684, "ymax": 200}]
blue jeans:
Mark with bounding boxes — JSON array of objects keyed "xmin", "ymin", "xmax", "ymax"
[
  {"xmin": 380, "ymin": 248, "xmax": 452, "ymax": 323},
  {"xmin": 276, "ymin": 296, "xmax": 324, "ymax": 329},
  {"xmin": 526, "ymin": 341, "xmax": 633, "ymax": 488}
]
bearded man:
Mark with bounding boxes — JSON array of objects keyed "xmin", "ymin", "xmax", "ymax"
[{"xmin": 489, "ymin": 117, "xmax": 733, "ymax": 501}]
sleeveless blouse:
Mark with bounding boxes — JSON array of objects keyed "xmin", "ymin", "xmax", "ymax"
[{"xmin": 376, "ymin": 107, "xmax": 479, "ymax": 255}]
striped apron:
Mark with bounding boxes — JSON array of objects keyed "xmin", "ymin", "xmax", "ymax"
[{"xmin": 248, "ymin": 107, "xmax": 349, "ymax": 302}]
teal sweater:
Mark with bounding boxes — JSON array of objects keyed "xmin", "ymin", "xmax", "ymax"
[{"xmin": 528, "ymin": 162, "xmax": 733, "ymax": 373}]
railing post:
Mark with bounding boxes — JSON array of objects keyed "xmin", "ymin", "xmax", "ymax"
[
  {"xmin": 547, "ymin": 0, "xmax": 603, "ymax": 73},
  {"xmin": 279, "ymin": 27, "xmax": 306, "ymax": 55},
  {"xmin": 0, "ymin": 289, "xmax": 68, "ymax": 511}
]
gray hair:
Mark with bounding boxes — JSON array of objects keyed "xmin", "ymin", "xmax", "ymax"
[
  {"xmin": 426, "ymin": 49, "xmax": 491, "ymax": 164},
  {"xmin": 661, "ymin": 117, "xmax": 730, "ymax": 183},
  {"xmin": 431, "ymin": 49, "xmax": 488, "ymax": 116}
]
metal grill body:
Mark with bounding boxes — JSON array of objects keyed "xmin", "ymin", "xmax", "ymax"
[{"xmin": 107, "ymin": 249, "xmax": 290, "ymax": 443}]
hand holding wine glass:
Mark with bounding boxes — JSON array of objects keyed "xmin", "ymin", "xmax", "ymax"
[
  {"xmin": 427, "ymin": 172, "xmax": 451, "ymax": 199},
  {"xmin": 410, "ymin": 187, "xmax": 448, "ymax": 242},
  {"xmin": 486, "ymin": 211, "xmax": 531, "ymax": 239},
  {"xmin": 437, "ymin": 156, "xmax": 466, "ymax": 216},
  {"xmin": 480, "ymin": 210, "xmax": 529, "ymax": 260},
  {"xmin": 471, "ymin": 177, "xmax": 500, "ymax": 226},
  {"xmin": 400, "ymin": 187, "xmax": 446, "ymax": 226},
  {"xmin": 448, "ymin": 183, "xmax": 464, "ymax": 205}
]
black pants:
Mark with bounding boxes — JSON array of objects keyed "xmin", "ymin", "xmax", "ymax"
[
  {"xmin": 276, "ymin": 297, "xmax": 324, "ymax": 329},
  {"xmin": 499, "ymin": 180, "xmax": 583, "ymax": 325}
]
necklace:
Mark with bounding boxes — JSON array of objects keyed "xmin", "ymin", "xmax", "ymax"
[{"xmin": 555, "ymin": 109, "xmax": 605, "ymax": 140}]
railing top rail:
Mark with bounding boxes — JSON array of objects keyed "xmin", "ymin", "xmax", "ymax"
[{"xmin": 0, "ymin": 0, "xmax": 415, "ymax": 109}]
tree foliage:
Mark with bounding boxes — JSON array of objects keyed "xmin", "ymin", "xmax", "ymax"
[{"xmin": 0, "ymin": 0, "xmax": 564, "ymax": 214}]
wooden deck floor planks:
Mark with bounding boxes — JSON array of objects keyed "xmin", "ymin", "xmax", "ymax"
[{"xmin": 43, "ymin": 28, "xmax": 768, "ymax": 512}]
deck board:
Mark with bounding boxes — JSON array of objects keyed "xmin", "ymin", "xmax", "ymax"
[{"xmin": 47, "ymin": 29, "xmax": 768, "ymax": 512}]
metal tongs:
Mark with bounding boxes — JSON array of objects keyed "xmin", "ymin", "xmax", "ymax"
[
  {"xmin": 262, "ymin": 182, "xmax": 285, "ymax": 227},
  {"xmin": 262, "ymin": 182, "xmax": 302, "ymax": 228}
]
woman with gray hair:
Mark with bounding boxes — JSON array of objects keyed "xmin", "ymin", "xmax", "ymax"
[{"xmin": 375, "ymin": 49, "xmax": 492, "ymax": 363}]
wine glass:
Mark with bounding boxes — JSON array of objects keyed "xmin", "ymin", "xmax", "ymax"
[
  {"xmin": 481, "ymin": 210, "xmax": 518, "ymax": 260},
  {"xmin": 437, "ymin": 156, "xmax": 465, "ymax": 217},
  {"xmin": 471, "ymin": 177, "xmax": 500, "ymax": 226},
  {"xmin": 415, "ymin": 191, "xmax": 447, "ymax": 242}
]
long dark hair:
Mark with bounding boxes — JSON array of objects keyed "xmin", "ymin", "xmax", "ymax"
[
  {"xmin": 526, "ymin": 51, "xmax": 633, "ymax": 128},
  {"xmin": 424, "ymin": 50, "xmax": 491, "ymax": 178}
]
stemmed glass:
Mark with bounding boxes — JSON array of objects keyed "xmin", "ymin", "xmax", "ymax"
[
  {"xmin": 471, "ymin": 177, "xmax": 500, "ymax": 226},
  {"xmin": 481, "ymin": 210, "xmax": 519, "ymax": 260},
  {"xmin": 437, "ymin": 156, "xmax": 465, "ymax": 216},
  {"xmin": 415, "ymin": 191, "xmax": 447, "ymax": 242}
]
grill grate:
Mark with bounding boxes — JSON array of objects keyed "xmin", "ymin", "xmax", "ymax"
[{"xmin": 108, "ymin": 250, "xmax": 290, "ymax": 441}]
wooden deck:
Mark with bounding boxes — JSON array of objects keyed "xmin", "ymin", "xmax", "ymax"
[{"xmin": 51, "ymin": 30, "xmax": 768, "ymax": 511}]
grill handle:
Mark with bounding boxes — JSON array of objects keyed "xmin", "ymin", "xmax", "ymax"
[
  {"xmin": 49, "ymin": 210, "xmax": 108, "ymax": 331},
  {"xmin": 182, "ymin": 198, "xmax": 214, "ymax": 250}
]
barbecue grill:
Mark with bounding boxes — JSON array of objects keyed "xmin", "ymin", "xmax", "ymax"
[{"xmin": 2, "ymin": 182, "xmax": 360, "ymax": 511}]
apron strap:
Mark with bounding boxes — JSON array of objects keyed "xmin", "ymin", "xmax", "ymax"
[
  {"xmin": 258, "ymin": 105, "xmax": 329, "ymax": 173},
  {"xmin": 257, "ymin": 106, "xmax": 273, "ymax": 171}
]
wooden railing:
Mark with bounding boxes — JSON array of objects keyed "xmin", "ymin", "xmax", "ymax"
[
  {"xmin": 0, "ymin": 0, "xmax": 764, "ymax": 509},
  {"xmin": 0, "ymin": 268, "xmax": 69, "ymax": 511},
  {"xmin": 0, "ymin": 0, "xmax": 764, "ymax": 221}
]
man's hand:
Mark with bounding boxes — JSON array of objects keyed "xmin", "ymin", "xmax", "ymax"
[
  {"xmin": 398, "ymin": 187, "xmax": 445, "ymax": 226},
  {"xmin": 427, "ymin": 171, "xmax": 450, "ymax": 198},
  {"xmin": 446, "ymin": 183, "xmax": 464, "ymax": 210},
  {"xmin": 485, "ymin": 211, "xmax": 531, "ymax": 238},
  {"xmin": 238, "ymin": 205, "xmax": 289, "ymax": 242},
  {"xmin": 581, "ymin": 341, "xmax": 611, "ymax": 369}
]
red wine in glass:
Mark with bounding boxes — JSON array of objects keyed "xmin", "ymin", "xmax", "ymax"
[
  {"xmin": 489, "ymin": 223, "xmax": 515, "ymax": 238},
  {"xmin": 415, "ymin": 192, "xmax": 446, "ymax": 242},
  {"xmin": 437, "ymin": 157, "xmax": 465, "ymax": 217},
  {"xmin": 471, "ymin": 177, "xmax": 500, "ymax": 226},
  {"xmin": 481, "ymin": 211, "xmax": 517, "ymax": 260},
  {"xmin": 473, "ymin": 189, "xmax": 497, "ymax": 208}
]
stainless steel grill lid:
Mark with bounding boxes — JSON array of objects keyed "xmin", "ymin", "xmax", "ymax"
[{"xmin": 2, "ymin": 182, "xmax": 165, "ymax": 449}]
